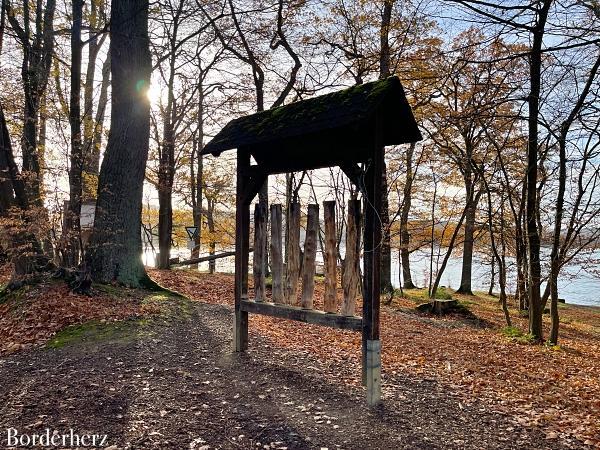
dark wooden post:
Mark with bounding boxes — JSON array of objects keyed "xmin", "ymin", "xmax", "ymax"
[
  {"xmin": 234, "ymin": 149, "xmax": 251, "ymax": 352},
  {"xmin": 362, "ymin": 126, "xmax": 383, "ymax": 405}
]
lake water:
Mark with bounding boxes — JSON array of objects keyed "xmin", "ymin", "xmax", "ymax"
[{"xmin": 145, "ymin": 247, "xmax": 600, "ymax": 308}]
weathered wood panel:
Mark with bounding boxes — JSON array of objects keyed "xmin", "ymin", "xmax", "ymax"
[
  {"xmin": 301, "ymin": 204, "xmax": 319, "ymax": 309},
  {"xmin": 241, "ymin": 299, "xmax": 362, "ymax": 331},
  {"xmin": 253, "ymin": 204, "xmax": 267, "ymax": 301},
  {"xmin": 341, "ymin": 199, "xmax": 361, "ymax": 316},
  {"xmin": 270, "ymin": 204, "xmax": 284, "ymax": 303},
  {"xmin": 323, "ymin": 200, "xmax": 338, "ymax": 313},
  {"xmin": 285, "ymin": 202, "xmax": 301, "ymax": 305}
]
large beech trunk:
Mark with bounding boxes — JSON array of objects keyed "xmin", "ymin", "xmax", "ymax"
[{"xmin": 87, "ymin": 0, "xmax": 152, "ymax": 287}]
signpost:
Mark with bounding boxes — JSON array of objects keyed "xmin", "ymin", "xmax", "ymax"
[
  {"xmin": 185, "ymin": 226, "xmax": 198, "ymax": 240},
  {"xmin": 185, "ymin": 226, "xmax": 199, "ymax": 252}
]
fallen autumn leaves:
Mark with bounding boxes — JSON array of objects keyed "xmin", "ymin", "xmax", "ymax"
[{"xmin": 150, "ymin": 268, "xmax": 600, "ymax": 447}]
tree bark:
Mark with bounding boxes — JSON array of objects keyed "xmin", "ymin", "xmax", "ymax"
[
  {"xmin": 66, "ymin": 0, "xmax": 84, "ymax": 266},
  {"xmin": 400, "ymin": 143, "xmax": 416, "ymax": 288},
  {"xmin": 207, "ymin": 198, "xmax": 216, "ymax": 273},
  {"xmin": 378, "ymin": 0, "xmax": 394, "ymax": 294},
  {"xmin": 5, "ymin": 0, "xmax": 57, "ymax": 205},
  {"xmin": 526, "ymin": 1, "xmax": 552, "ymax": 341},
  {"xmin": 87, "ymin": 0, "xmax": 152, "ymax": 287}
]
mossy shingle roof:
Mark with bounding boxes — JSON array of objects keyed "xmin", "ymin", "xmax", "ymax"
[{"xmin": 202, "ymin": 76, "xmax": 422, "ymax": 156}]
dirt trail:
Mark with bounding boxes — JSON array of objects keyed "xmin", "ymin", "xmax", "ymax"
[{"xmin": 0, "ymin": 299, "xmax": 574, "ymax": 449}]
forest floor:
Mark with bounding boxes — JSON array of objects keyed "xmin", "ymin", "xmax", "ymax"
[{"xmin": 0, "ymin": 267, "xmax": 597, "ymax": 448}]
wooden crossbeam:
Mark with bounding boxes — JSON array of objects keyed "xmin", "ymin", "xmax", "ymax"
[{"xmin": 241, "ymin": 299, "xmax": 363, "ymax": 331}]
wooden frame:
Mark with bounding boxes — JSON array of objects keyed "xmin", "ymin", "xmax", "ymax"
[
  {"xmin": 232, "ymin": 139, "xmax": 384, "ymax": 406},
  {"xmin": 206, "ymin": 77, "xmax": 422, "ymax": 407}
]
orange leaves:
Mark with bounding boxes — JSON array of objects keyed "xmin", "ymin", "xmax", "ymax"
[
  {"xmin": 0, "ymin": 278, "xmax": 148, "ymax": 355},
  {"xmin": 152, "ymin": 269, "xmax": 600, "ymax": 446}
]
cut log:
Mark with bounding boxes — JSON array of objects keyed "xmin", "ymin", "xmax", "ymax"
[
  {"xmin": 270, "ymin": 204, "xmax": 284, "ymax": 303},
  {"xmin": 341, "ymin": 199, "xmax": 361, "ymax": 316},
  {"xmin": 323, "ymin": 200, "xmax": 337, "ymax": 313},
  {"xmin": 253, "ymin": 203, "xmax": 267, "ymax": 301},
  {"xmin": 285, "ymin": 202, "xmax": 301, "ymax": 305},
  {"xmin": 301, "ymin": 204, "xmax": 319, "ymax": 309}
]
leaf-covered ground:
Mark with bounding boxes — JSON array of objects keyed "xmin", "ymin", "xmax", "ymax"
[
  {"xmin": 0, "ymin": 275, "xmax": 162, "ymax": 355},
  {"xmin": 0, "ymin": 267, "xmax": 598, "ymax": 448},
  {"xmin": 150, "ymin": 269, "xmax": 600, "ymax": 447},
  {"xmin": 0, "ymin": 287, "xmax": 573, "ymax": 449}
]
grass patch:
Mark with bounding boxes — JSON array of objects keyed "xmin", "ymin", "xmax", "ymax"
[
  {"xmin": 501, "ymin": 326, "xmax": 537, "ymax": 344},
  {"xmin": 46, "ymin": 319, "xmax": 151, "ymax": 349},
  {"xmin": 433, "ymin": 287, "xmax": 453, "ymax": 300}
]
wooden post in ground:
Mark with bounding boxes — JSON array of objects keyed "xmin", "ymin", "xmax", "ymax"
[
  {"xmin": 301, "ymin": 204, "xmax": 319, "ymax": 309},
  {"xmin": 323, "ymin": 200, "xmax": 338, "ymax": 313},
  {"xmin": 253, "ymin": 203, "xmax": 267, "ymax": 301},
  {"xmin": 285, "ymin": 202, "xmax": 301, "ymax": 305},
  {"xmin": 362, "ymin": 126, "xmax": 383, "ymax": 406},
  {"xmin": 234, "ymin": 149, "xmax": 251, "ymax": 352},
  {"xmin": 341, "ymin": 200, "xmax": 361, "ymax": 316},
  {"xmin": 270, "ymin": 204, "xmax": 284, "ymax": 304}
]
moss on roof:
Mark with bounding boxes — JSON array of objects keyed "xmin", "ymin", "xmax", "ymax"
[{"xmin": 202, "ymin": 76, "xmax": 421, "ymax": 155}]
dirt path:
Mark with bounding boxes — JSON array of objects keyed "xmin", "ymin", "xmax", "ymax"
[{"xmin": 0, "ymin": 299, "xmax": 574, "ymax": 449}]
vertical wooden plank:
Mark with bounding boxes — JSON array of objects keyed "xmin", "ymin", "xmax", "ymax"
[
  {"xmin": 234, "ymin": 149, "xmax": 251, "ymax": 352},
  {"xmin": 301, "ymin": 204, "xmax": 319, "ymax": 309},
  {"xmin": 285, "ymin": 202, "xmax": 301, "ymax": 305},
  {"xmin": 253, "ymin": 203, "xmax": 267, "ymax": 302},
  {"xmin": 323, "ymin": 200, "xmax": 338, "ymax": 313},
  {"xmin": 270, "ymin": 203, "xmax": 284, "ymax": 304},
  {"xmin": 362, "ymin": 121, "xmax": 383, "ymax": 405},
  {"xmin": 341, "ymin": 199, "xmax": 361, "ymax": 316}
]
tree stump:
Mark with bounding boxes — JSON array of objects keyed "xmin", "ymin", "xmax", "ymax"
[
  {"xmin": 301, "ymin": 204, "xmax": 319, "ymax": 309},
  {"xmin": 323, "ymin": 200, "xmax": 337, "ymax": 313}
]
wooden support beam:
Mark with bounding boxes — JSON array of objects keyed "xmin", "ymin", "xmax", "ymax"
[
  {"xmin": 234, "ymin": 149, "xmax": 251, "ymax": 352},
  {"xmin": 323, "ymin": 200, "xmax": 338, "ymax": 313},
  {"xmin": 285, "ymin": 202, "xmax": 301, "ymax": 305},
  {"xmin": 340, "ymin": 162, "xmax": 366, "ymax": 194},
  {"xmin": 270, "ymin": 204, "xmax": 284, "ymax": 304},
  {"xmin": 301, "ymin": 204, "xmax": 319, "ymax": 309},
  {"xmin": 341, "ymin": 200, "xmax": 361, "ymax": 316},
  {"xmin": 361, "ymin": 122, "xmax": 383, "ymax": 405},
  {"xmin": 241, "ymin": 299, "xmax": 362, "ymax": 331},
  {"xmin": 253, "ymin": 204, "xmax": 267, "ymax": 302},
  {"xmin": 241, "ymin": 166, "xmax": 267, "ymax": 206}
]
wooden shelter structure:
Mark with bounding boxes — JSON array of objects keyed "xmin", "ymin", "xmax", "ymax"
[{"xmin": 201, "ymin": 76, "xmax": 422, "ymax": 405}]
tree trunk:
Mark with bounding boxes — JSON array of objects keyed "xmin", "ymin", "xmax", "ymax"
[
  {"xmin": 457, "ymin": 157, "xmax": 480, "ymax": 295},
  {"xmin": 66, "ymin": 0, "xmax": 84, "ymax": 266},
  {"xmin": 157, "ymin": 118, "xmax": 175, "ymax": 270},
  {"xmin": 488, "ymin": 255, "xmax": 495, "ymax": 296},
  {"xmin": 378, "ymin": 0, "xmax": 394, "ymax": 294},
  {"xmin": 526, "ymin": 1, "xmax": 552, "ymax": 341},
  {"xmin": 87, "ymin": 0, "xmax": 152, "ymax": 287},
  {"xmin": 190, "ymin": 85, "xmax": 205, "ymax": 269},
  {"xmin": 207, "ymin": 199, "xmax": 216, "ymax": 274},
  {"xmin": 82, "ymin": 0, "xmax": 108, "ymax": 199},
  {"xmin": 400, "ymin": 143, "xmax": 416, "ymax": 288}
]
